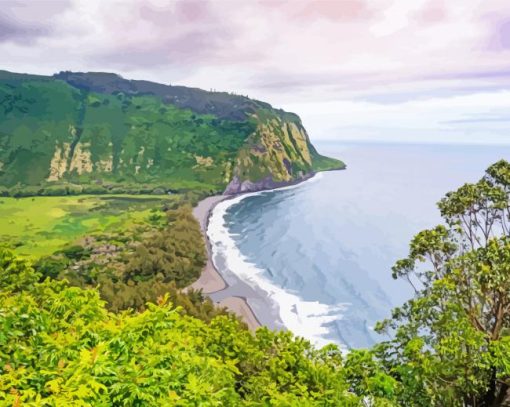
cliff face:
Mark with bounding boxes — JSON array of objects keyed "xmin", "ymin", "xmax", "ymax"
[
  {"xmin": 224, "ymin": 112, "xmax": 343, "ymax": 194},
  {"xmin": 0, "ymin": 70, "xmax": 343, "ymax": 195}
]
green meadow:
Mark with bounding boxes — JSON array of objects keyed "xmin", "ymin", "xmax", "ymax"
[{"xmin": 0, "ymin": 194, "xmax": 175, "ymax": 258}]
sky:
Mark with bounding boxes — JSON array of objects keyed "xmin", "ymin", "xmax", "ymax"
[{"xmin": 2, "ymin": 0, "xmax": 510, "ymax": 144}]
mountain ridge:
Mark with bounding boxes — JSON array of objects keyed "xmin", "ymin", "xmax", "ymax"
[{"xmin": 0, "ymin": 69, "xmax": 344, "ymax": 196}]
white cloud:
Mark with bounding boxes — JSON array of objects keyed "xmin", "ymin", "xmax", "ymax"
[
  {"xmin": 283, "ymin": 91, "xmax": 510, "ymax": 144},
  {"xmin": 1, "ymin": 0, "xmax": 510, "ymax": 144}
]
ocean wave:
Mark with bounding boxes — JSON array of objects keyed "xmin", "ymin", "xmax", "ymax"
[{"xmin": 207, "ymin": 173, "xmax": 348, "ymax": 348}]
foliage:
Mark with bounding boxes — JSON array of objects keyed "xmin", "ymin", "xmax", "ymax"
[
  {"xmin": 376, "ymin": 159, "xmax": 510, "ymax": 406},
  {"xmin": 344, "ymin": 349, "xmax": 399, "ymax": 403},
  {"xmin": 0, "ymin": 249, "xmax": 370, "ymax": 406},
  {"xmin": 123, "ymin": 206, "xmax": 206, "ymax": 287},
  {"xmin": 31, "ymin": 205, "xmax": 211, "ymax": 318},
  {"xmin": 0, "ymin": 249, "xmax": 40, "ymax": 293},
  {"xmin": 98, "ymin": 277, "xmax": 230, "ymax": 323}
]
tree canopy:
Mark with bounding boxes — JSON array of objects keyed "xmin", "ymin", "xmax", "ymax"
[
  {"xmin": 376, "ymin": 160, "xmax": 510, "ymax": 406},
  {"xmin": 0, "ymin": 248, "xmax": 396, "ymax": 406}
]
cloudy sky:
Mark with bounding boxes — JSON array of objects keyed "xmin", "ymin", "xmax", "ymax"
[{"xmin": 2, "ymin": 0, "xmax": 510, "ymax": 144}]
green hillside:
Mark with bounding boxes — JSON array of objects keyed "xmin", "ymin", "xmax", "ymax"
[{"xmin": 0, "ymin": 70, "xmax": 343, "ymax": 196}]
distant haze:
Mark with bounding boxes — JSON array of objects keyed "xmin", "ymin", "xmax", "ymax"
[{"xmin": 2, "ymin": 0, "xmax": 510, "ymax": 144}]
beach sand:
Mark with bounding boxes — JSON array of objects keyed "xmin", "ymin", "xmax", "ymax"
[
  {"xmin": 219, "ymin": 297, "xmax": 261, "ymax": 330},
  {"xmin": 190, "ymin": 195, "xmax": 261, "ymax": 331},
  {"xmin": 190, "ymin": 196, "xmax": 228, "ymax": 293}
]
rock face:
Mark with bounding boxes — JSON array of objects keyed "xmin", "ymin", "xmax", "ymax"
[
  {"xmin": 0, "ymin": 69, "xmax": 344, "ymax": 194},
  {"xmin": 224, "ymin": 113, "xmax": 344, "ymax": 194},
  {"xmin": 224, "ymin": 173, "xmax": 312, "ymax": 195}
]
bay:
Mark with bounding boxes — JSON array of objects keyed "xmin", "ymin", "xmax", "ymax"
[{"xmin": 211, "ymin": 142, "xmax": 510, "ymax": 348}]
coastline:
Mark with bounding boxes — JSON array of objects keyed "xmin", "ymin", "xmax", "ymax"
[
  {"xmin": 189, "ymin": 171, "xmax": 336, "ymax": 334},
  {"xmin": 190, "ymin": 194, "xmax": 262, "ymax": 331},
  {"xmin": 190, "ymin": 196, "xmax": 229, "ymax": 294}
]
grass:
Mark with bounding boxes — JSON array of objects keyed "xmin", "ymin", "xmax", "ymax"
[{"xmin": 0, "ymin": 194, "xmax": 176, "ymax": 258}]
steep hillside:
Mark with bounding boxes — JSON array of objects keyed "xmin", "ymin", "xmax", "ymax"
[
  {"xmin": 0, "ymin": 70, "xmax": 344, "ymax": 196},
  {"xmin": 225, "ymin": 111, "xmax": 342, "ymax": 193}
]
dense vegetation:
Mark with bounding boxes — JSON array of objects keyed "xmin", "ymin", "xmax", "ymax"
[
  {"xmin": 1, "ymin": 161, "xmax": 509, "ymax": 405},
  {"xmin": 0, "ymin": 70, "xmax": 343, "ymax": 196},
  {"xmin": 35, "ymin": 205, "xmax": 215, "ymax": 316},
  {"xmin": 0, "ymin": 190, "xmax": 229, "ymax": 321},
  {"xmin": 0, "ymin": 248, "xmax": 398, "ymax": 406},
  {"xmin": 374, "ymin": 159, "xmax": 510, "ymax": 406}
]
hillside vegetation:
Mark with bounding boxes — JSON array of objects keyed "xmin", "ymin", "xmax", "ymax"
[
  {"xmin": 1, "ymin": 161, "xmax": 509, "ymax": 405},
  {"xmin": 0, "ymin": 70, "xmax": 343, "ymax": 196},
  {"xmin": 1, "ymin": 68, "xmax": 508, "ymax": 405}
]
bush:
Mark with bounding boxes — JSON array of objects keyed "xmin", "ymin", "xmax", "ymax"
[
  {"xmin": 56, "ymin": 245, "xmax": 92, "ymax": 261},
  {"xmin": 0, "ymin": 249, "xmax": 364, "ymax": 405}
]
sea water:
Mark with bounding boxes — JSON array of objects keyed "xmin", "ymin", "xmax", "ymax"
[{"xmin": 208, "ymin": 142, "xmax": 510, "ymax": 348}]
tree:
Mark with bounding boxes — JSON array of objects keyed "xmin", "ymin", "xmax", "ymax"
[
  {"xmin": 0, "ymin": 248, "xmax": 40, "ymax": 292},
  {"xmin": 124, "ymin": 206, "xmax": 206, "ymax": 286},
  {"xmin": 376, "ymin": 160, "xmax": 510, "ymax": 406}
]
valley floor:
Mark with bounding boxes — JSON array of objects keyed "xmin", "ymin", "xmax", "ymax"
[{"xmin": 0, "ymin": 194, "xmax": 174, "ymax": 258}]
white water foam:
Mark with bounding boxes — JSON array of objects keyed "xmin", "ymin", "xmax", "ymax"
[{"xmin": 208, "ymin": 174, "xmax": 348, "ymax": 348}]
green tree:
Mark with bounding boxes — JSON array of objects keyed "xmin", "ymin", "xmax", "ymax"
[
  {"xmin": 0, "ymin": 248, "xmax": 40, "ymax": 292},
  {"xmin": 124, "ymin": 205, "xmax": 206, "ymax": 286},
  {"xmin": 376, "ymin": 160, "xmax": 510, "ymax": 406}
]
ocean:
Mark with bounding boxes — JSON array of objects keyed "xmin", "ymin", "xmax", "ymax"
[{"xmin": 208, "ymin": 142, "xmax": 510, "ymax": 349}]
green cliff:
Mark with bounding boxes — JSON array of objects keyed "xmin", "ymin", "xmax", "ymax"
[{"xmin": 0, "ymin": 70, "xmax": 344, "ymax": 196}]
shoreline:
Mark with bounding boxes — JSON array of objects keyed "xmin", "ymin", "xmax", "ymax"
[
  {"xmin": 189, "ymin": 171, "xmax": 332, "ymax": 332},
  {"xmin": 190, "ymin": 195, "xmax": 229, "ymax": 294},
  {"xmin": 190, "ymin": 194, "xmax": 262, "ymax": 331}
]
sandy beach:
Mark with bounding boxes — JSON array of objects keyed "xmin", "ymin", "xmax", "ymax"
[{"xmin": 190, "ymin": 195, "xmax": 261, "ymax": 331}]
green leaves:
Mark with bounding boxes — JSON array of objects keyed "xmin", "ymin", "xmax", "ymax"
[
  {"xmin": 0, "ymin": 249, "xmax": 364, "ymax": 405},
  {"xmin": 123, "ymin": 206, "xmax": 206, "ymax": 288},
  {"xmin": 382, "ymin": 161, "xmax": 510, "ymax": 405},
  {"xmin": 344, "ymin": 349, "xmax": 399, "ymax": 402},
  {"xmin": 486, "ymin": 159, "xmax": 510, "ymax": 188},
  {"xmin": 0, "ymin": 249, "xmax": 40, "ymax": 292}
]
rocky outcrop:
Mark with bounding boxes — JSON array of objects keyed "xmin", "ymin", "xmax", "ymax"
[
  {"xmin": 224, "ymin": 173, "xmax": 313, "ymax": 195},
  {"xmin": 223, "ymin": 112, "xmax": 344, "ymax": 195}
]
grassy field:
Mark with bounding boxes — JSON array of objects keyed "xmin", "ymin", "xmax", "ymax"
[{"xmin": 0, "ymin": 194, "xmax": 176, "ymax": 258}]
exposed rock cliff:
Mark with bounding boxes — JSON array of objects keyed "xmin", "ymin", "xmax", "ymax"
[{"xmin": 224, "ymin": 112, "xmax": 343, "ymax": 194}]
